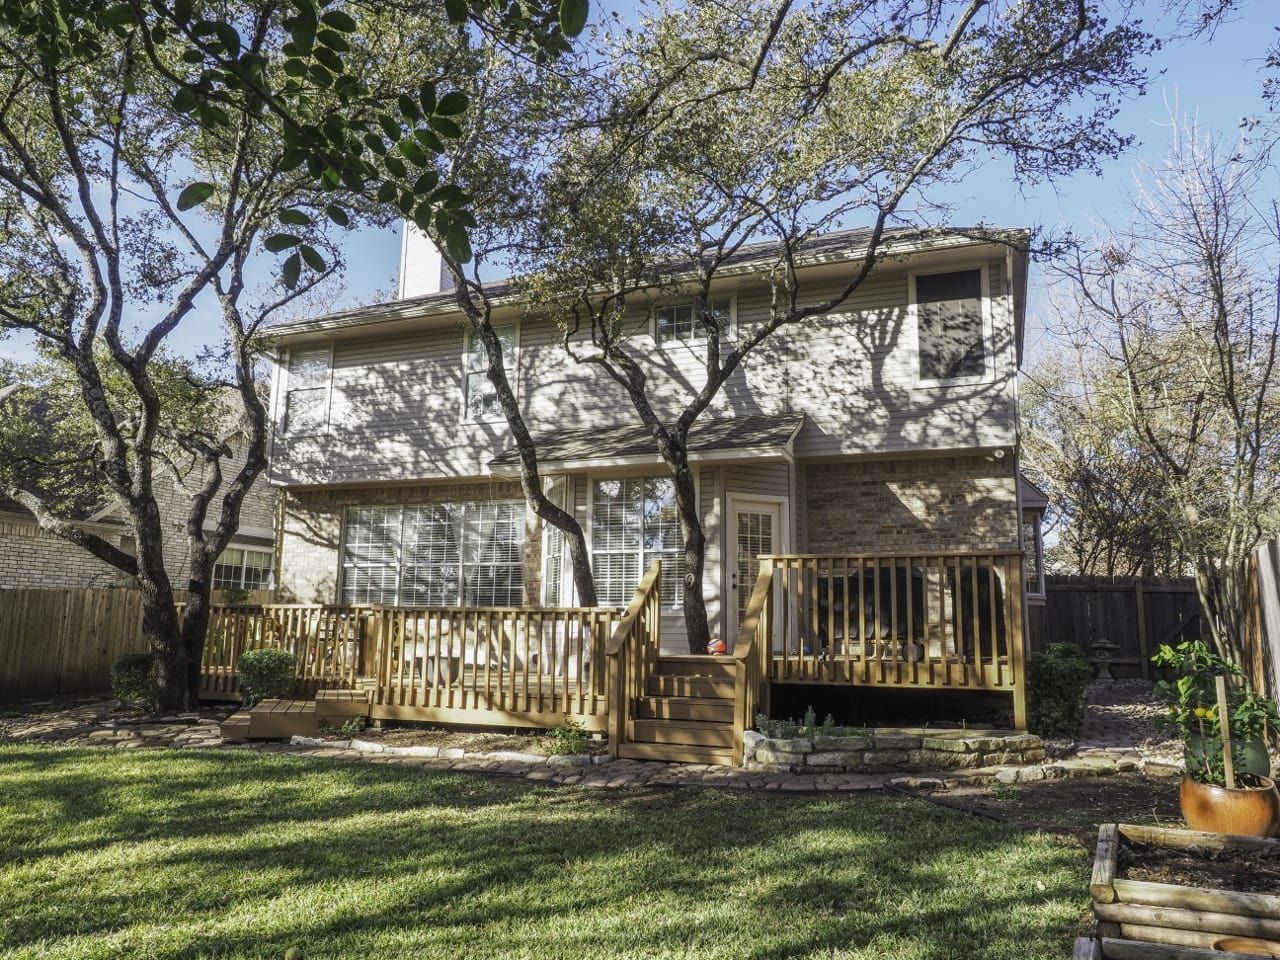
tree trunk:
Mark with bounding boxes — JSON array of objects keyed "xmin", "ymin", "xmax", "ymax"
[
  {"xmin": 141, "ymin": 588, "xmax": 188, "ymax": 712},
  {"xmin": 180, "ymin": 583, "xmax": 213, "ymax": 709},
  {"xmin": 669, "ymin": 454, "xmax": 711, "ymax": 653}
]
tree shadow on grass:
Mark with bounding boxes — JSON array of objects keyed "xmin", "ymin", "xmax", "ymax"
[{"xmin": 0, "ymin": 746, "xmax": 1085, "ymax": 960}]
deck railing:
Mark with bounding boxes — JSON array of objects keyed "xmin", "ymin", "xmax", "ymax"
[
  {"xmin": 606, "ymin": 560, "xmax": 664, "ymax": 756},
  {"xmin": 198, "ymin": 604, "xmax": 370, "ymax": 697},
  {"xmin": 366, "ymin": 605, "xmax": 622, "ymax": 728},
  {"xmin": 741, "ymin": 551, "xmax": 1028, "ymax": 728},
  {"xmin": 732, "ymin": 560, "xmax": 775, "ymax": 763}
]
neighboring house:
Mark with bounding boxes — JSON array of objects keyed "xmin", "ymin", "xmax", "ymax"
[{"xmin": 0, "ymin": 444, "xmax": 278, "ymax": 594}]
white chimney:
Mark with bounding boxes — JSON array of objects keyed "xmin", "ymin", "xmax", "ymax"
[{"xmin": 398, "ymin": 221, "xmax": 455, "ymax": 299}]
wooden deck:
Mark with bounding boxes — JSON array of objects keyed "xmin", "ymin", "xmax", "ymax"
[{"xmin": 197, "ymin": 549, "xmax": 1028, "ymax": 762}]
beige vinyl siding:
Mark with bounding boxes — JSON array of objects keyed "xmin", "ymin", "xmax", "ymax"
[{"xmin": 269, "ymin": 253, "xmax": 1018, "ymax": 487}]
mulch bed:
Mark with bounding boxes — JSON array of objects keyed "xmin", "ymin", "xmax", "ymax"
[
  {"xmin": 352, "ymin": 722, "xmax": 610, "ymax": 757},
  {"xmin": 1119, "ymin": 837, "xmax": 1280, "ymax": 894}
]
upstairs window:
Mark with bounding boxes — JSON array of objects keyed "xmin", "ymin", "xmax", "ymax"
[
  {"xmin": 463, "ymin": 325, "xmax": 516, "ymax": 422},
  {"xmin": 656, "ymin": 297, "xmax": 732, "ymax": 344},
  {"xmin": 284, "ymin": 345, "xmax": 330, "ymax": 435},
  {"xmin": 915, "ymin": 269, "xmax": 987, "ymax": 384},
  {"xmin": 591, "ymin": 476, "xmax": 684, "ymax": 607}
]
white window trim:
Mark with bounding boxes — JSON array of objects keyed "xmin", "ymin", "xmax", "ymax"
[
  {"xmin": 282, "ymin": 342, "xmax": 335, "ymax": 437},
  {"xmin": 651, "ymin": 293, "xmax": 737, "ymax": 346},
  {"xmin": 907, "ymin": 263, "xmax": 994, "ymax": 389},
  {"xmin": 584, "ymin": 470, "xmax": 698, "ymax": 611},
  {"xmin": 460, "ymin": 322, "xmax": 520, "ymax": 424}
]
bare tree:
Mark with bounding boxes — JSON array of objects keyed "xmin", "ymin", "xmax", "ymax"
[{"xmin": 1051, "ymin": 119, "xmax": 1280, "ymax": 667}]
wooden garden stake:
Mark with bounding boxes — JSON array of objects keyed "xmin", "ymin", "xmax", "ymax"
[{"xmin": 1215, "ymin": 674, "xmax": 1235, "ymax": 789}]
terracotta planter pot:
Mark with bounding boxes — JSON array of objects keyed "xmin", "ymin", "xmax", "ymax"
[{"xmin": 1179, "ymin": 774, "xmax": 1280, "ymax": 837}]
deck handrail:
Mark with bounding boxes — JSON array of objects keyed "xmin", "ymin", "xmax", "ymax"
[
  {"xmin": 759, "ymin": 550, "xmax": 1025, "ymax": 561},
  {"xmin": 606, "ymin": 560, "xmax": 663, "ymax": 756},
  {"xmin": 731, "ymin": 559, "xmax": 775, "ymax": 763}
]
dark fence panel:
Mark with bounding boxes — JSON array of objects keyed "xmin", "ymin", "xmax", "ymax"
[{"xmin": 1027, "ymin": 575, "xmax": 1203, "ymax": 679}]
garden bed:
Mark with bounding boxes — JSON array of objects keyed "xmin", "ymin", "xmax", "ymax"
[{"xmin": 1091, "ymin": 823, "xmax": 1280, "ymax": 951}]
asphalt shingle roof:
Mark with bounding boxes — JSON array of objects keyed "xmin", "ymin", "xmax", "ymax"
[{"xmin": 488, "ymin": 413, "xmax": 805, "ymax": 469}]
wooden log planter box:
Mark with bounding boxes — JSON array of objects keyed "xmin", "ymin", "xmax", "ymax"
[{"xmin": 1088, "ymin": 823, "xmax": 1280, "ymax": 955}]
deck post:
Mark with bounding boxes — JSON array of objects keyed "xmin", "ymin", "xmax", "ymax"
[{"xmin": 1007, "ymin": 557, "xmax": 1028, "ymax": 730}]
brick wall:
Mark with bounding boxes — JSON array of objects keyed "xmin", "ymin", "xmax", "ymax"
[
  {"xmin": 803, "ymin": 454, "xmax": 1019, "ymax": 554},
  {"xmin": 277, "ymin": 479, "xmax": 538, "ymax": 604},
  {"xmin": 0, "ymin": 515, "xmax": 133, "ymax": 589}
]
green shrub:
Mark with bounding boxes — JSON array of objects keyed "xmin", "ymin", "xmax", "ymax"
[
  {"xmin": 1027, "ymin": 642, "xmax": 1093, "ymax": 738},
  {"xmin": 110, "ymin": 651, "xmax": 157, "ymax": 711},
  {"xmin": 754, "ymin": 708, "xmax": 867, "ymax": 740},
  {"xmin": 238, "ymin": 648, "xmax": 297, "ymax": 707},
  {"xmin": 546, "ymin": 716, "xmax": 589, "ymax": 756}
]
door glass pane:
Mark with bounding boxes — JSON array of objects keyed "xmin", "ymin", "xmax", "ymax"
[{"xmin": 736, "ymin": 510, "xmax": 774, "ymax": 623}]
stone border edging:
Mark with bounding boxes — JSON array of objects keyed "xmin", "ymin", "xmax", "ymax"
[{"xmin": 289, "ymin": 735, "xmax": 611, "ymax": 768}]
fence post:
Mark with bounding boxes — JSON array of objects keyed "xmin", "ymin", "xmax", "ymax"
[{"xmin": 1135, "ymin": 580, "xmax": 1150, "ymax": 679}]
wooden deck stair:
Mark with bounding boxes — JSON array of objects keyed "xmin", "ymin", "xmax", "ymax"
[{"xmin": 617, "ymin": 656, "xmax": 737, "ymax": 764}]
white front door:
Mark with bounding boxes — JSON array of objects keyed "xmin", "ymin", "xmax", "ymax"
[{"xmin": 728, "ymin": 497, "xmax": 785, "ymax": 646}]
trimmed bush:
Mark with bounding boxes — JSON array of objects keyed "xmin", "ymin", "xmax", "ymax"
[
  {"xmin": 111, "ymin": 651, "xmax": 157, "ymax": 712},
  {"xmin": 1027, "ymin": 642, "xmax": 1093, "ymax": 738},
  {"xmin": 238, "ymin": 648, "xmax": 297, "ymax": 707}
]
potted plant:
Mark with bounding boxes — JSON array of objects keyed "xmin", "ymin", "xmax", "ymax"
[{"xmin": 1154, "ymin": 641, "xmax": 1280, "ymax": 836}]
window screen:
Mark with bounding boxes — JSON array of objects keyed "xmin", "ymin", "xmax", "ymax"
[
  {"xmin": 284, "ymin": 346, "xmax": 330, "ymax": 435},
  {"xmin": 213, "ymin": 547, "xmax": 274, "ymax": 591},
  {"xmin": 463, "ymin": 325, "xmax": 516, "ymax": 421},
  {"xmin": 916, "ymin": 270, "xmax": 985, "ymax": 381},
  {"xmin": 592, "ymin": 476, "xmax": 685, "ymax": 606},
  {"xmin": 341, "ymin": 500, "xmax": 524, "ymax": 606},
  {"xmin": 656, "ymin": 297, "xmax": 731, "ymax": 343}
]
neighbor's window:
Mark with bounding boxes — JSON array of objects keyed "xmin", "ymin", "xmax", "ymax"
[
  {"xmin": 213, "ymin": 547, "xmax": 275, "ymax": 591},
  {"xmin": 656, "ymin": 297, "xmax": 731, "ymax": 344},
  {"xmin": 915, "ymin": 269, "xmax": 986, "ymax": 383},
  {"xmin": 591, "ymin": 476, "xmax": 684, "ymax": 606},
  {"xmin": 341, "ymin": 500, "xmax": 524, "ymax": 607},
  {"xmin": 283, "ymin": 345, "xmax": 330, "ymax": 435},
  {"xmin": 463, "ymin": 325, "xmax": 516, "ymax": 421},
  {"xmin": 1023, "ymin": 512, "xmax": 1045, "ymax": 597}
]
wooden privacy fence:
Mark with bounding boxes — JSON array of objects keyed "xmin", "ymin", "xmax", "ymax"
[
  {"xmin": 1026, "ymin": 575, "xmax": 1203, "ymax": 679},
  {"xmin": 0, "ymin": 588, "xmax": 148, "ymax": 700}
]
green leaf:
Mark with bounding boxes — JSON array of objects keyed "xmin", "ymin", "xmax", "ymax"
[
  {"xmin": 375, "ymin": 182, "xmax": 398, "ymax": 203},
  {"xmin": 316, "ymin": 28, "xmax": 349, "ymax": 52},
  {"xmin": 174, "ymin": 0, "xmax": 193, "ymax": 23},
  {"xmin": 172, "ymin": 86, "xmax": 198, "ymax": 114},
  {"xmin": 418, "ymin": 80, "xmax": 437, "ymax": 117},
  {"xmin": 436, "ymin": 91, "xmax": 468, "ymax": 116},
  {"xmin": 444, "ymin": 0, "xmax": 467, "ymax": 25},
  {"xmin": 428, "ymin": 116, "xmax": 462, "ymax": 139},
  {"xmin": 412, "ymin": 171, "xmax": 440, "ymax": 195},
  {"xmin": 384, "ymin": 156, "xmax": 407, "ymax": 179},
  {"xmin": 324, "ymin": 204, "xmax": 350, "ymax": 227},
  {"xmin": 399, "ymin": 139, "xmax": 429, "ymax": 166},
  {"xmin": 397, "ymin": 94, "xmax": 421, "ymax": 122},
  {"xmin": 279, "ymin": 209, "xmax": 312, "ymax": 226},
  {"xmin": 320, "ymin": 9, "xmax": 357, "ymax": 32},
  {"xmin": 101, "ymin": 4, "xmax": 135, "ymax": 28},
  {"xmin": 264, "ymin": 233, "xmax": 302, "ymax": 252},
  {"xmin": 559, "ymin": 0, "xmax": 588, "ymax": 37},
  {"xmin": 282, "ymin": 251, "xmax": 301, "ymax": 289},
  {"xmin": 212, "ymin": 21, "xmax": 240, "ymax": 57},
  {"xmin": 299, "ymin": 244, "xmax": 326, "ymax": 271},
  {"xmin": 445, "ymin": 221, "xmax": 472, "ymax": 263},
  {"xmin": 176, "ymin": 181, "xmax": 215, "ymax": 211},
  {"xmin": 414, "ymin": 127, "xmax": 444, "ymax": 154},
  {"xmin": 313, "ymin": 46, "xmax": 343, "ymax": 73}
]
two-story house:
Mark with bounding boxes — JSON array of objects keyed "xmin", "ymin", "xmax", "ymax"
[{"xmin": 259, "ymin": 225, "xmax": 1041, "ymax": 761}]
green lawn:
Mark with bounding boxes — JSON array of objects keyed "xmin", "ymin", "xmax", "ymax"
[{"xmin": 0, "ymin": 744, "xmax": 1088, "ymax": 960}]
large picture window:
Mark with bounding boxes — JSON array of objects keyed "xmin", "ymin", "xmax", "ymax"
[
  {"xmin": 341, "ymin": 500, "xmax": 524, "ymax": 606},
  {"xmin": 591, "ymin": 476, "xmax": 684, "ymax": 606},
  {"xmin": 463, "ymin": 325, "xmax": 516, "ymax": 422},
  {"xmin": 915, "ymin": 269, "xmax": 987, "ymax": 383},
  {"xmin": 283, "ymin": 345, "xmax": 330, "ymax": 435}
]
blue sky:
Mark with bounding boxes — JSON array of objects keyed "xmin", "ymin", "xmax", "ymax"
[{"xmin": 3, "ymin": 0, "xmax": 1275, "ymax": 365}]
